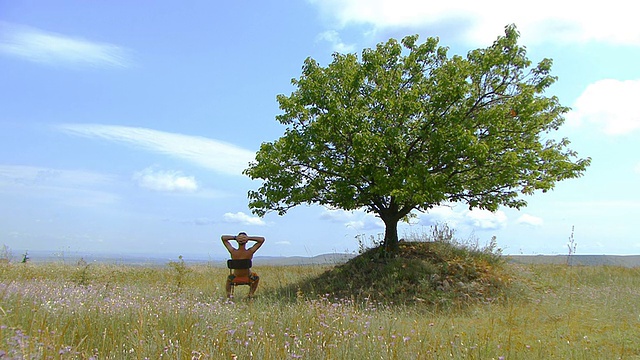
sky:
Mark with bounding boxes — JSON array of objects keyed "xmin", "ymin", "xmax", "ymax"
[{"xmin": 1, "ymin": 1, "xmax": 639, "ymax": 261}]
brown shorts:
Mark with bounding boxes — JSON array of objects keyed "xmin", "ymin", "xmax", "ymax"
[{"xmin": 227, "ymin": 272, "xmax": 259, "ymax": 283}]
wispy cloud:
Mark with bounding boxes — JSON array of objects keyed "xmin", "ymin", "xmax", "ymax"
[
  {"xmin": 0, "ymin": 22, "xmax": 133, "ymax": 68},
  {"xmin": 223, "ymin": 212, "xmax": 266, "ymax": 226},
  {"xmin": 0, "ymin": 164, "xmax": 115, "ymax": 188},
  {"xmin": 133, "ymin": 167, "xmax": 198, "ymax": 192},
  {"xmin": 419, "ymin": 205, "xmax": 508, "ymax": 231},
  {"xmin": 566, "ymin": 79, "xmax": 640, "ymax": 135},
  {"xmin": 320, "ymin": 208, "xmax": 384, "ymax": 231},
  {"xmin": 56, "ymin": 124, "xmax": 256, "ymax": 176},
  {"xmin": 464, "ymin": 209, "xmax": 507, "ymax": 230},
  {"xmin": 0, "ymin": 164, "xmax": 120, "ymax": 207},
  {"xmin": 316, "ymin": 30, "xmax": 356, "ymax": 53},
  {"xmin": 517, "ymin": 214, "xmax": 544, "ymax": 227},
  {"xmin": 309, "ymin": 0, "xmax": 640, "ymax": 46},
  {"xmin": 319, "ymin": 208, "xmax": 356, "ymax": 222}
]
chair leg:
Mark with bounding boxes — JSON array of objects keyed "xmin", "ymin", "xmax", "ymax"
[{"xmin": 226, "ymin": 279, "xmax": 233, "ymax": 298}]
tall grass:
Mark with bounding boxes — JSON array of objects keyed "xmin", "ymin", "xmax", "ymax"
[{"xmin": 1, "ymin": 260, "xmax": 639, "ymax": 359}]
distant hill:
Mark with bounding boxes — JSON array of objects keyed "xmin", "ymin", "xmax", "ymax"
[
  {"xmin": 506, "ymin": 255, "xmax": 640, "ymax": 267},
  {"xmin": 257, "ymin": 253, "xmax": 640, "ymax": 268},
  {"xmin": 254, "ymin": 253, "xmax": 354, "ymax": 266},
  {"xmin": 18, "ymin": 250, "xmax": 640, "ymax": 268},
  {"xmin": 255, "ymin": 253, "xmax": 640, "ymax": 268}
]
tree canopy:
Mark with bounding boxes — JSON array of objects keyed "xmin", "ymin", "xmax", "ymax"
[{"xmin": 244, "ymin": 24, "xmax": 590, "ymax": 253}]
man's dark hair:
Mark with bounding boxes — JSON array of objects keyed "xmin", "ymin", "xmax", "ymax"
[{"xmin": 238, "ymin": 231, "xmax": 247, "ymax": 236}]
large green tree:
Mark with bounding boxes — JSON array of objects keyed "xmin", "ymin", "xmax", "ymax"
[{"xmin": 244, "ymin": 25, "xmax": 590, "ymax": 254}]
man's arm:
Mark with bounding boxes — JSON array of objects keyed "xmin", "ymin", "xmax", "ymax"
[
  {"xmin": 247, "ymin": 236, "xmax": 265, "ymax": 254},
  {"xmin": 221, "ymin": 235, "xmax": 236, "ymax": 253}
]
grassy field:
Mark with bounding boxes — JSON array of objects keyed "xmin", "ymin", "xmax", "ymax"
[{"xmin": 1, "ymin": 258, "xmax": 639, "ymax": 359}]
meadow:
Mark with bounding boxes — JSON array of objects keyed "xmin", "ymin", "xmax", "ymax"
[{"xmin": 1, "ymin": 257, "xmax": 639, "ymax": 359}]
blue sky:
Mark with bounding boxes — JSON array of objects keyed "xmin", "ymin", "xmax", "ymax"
[{"xmin": 1, "ymin": 1, "xmax": 639, "ymax": 260}]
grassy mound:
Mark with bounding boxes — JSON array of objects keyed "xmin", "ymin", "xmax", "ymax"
[{"xmin": 277, "ymin": 232, "xmax": 511, "ymax": 307}]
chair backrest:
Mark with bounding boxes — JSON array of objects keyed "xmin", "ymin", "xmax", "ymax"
[{"xmin": 227, "ymin": 259, "xmax": 252, "ymax": 270}]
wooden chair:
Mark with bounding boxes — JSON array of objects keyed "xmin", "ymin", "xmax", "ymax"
[{"xmin": 226, "ymin": 259, "xmax": 253, "ymax": 296}]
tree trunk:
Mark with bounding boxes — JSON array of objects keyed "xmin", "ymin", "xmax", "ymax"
[{"xmin": 382, "ymin": 217, "xmax": 400, "ymax": 255}]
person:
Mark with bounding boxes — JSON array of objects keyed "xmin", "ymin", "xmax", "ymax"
[{"xmin": 221, "ymin": 232, "xmax": 265, "ymax": 298}]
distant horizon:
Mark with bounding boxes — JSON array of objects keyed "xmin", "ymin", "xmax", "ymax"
[{"xmin": 12, "ymin": 247, "xmax": 640, "ymax": 264}]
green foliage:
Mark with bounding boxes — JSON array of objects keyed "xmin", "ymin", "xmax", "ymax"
[
  {"xmin": 167, "ymin": 255, "xmax": 191, "ymax": 291},
  {"xmin": 245, "ymin": 24, "xmax": 590, "ymax": 252},
  {"xmin": 70, "ymin": 258, "xmax": 91, "ymax": 286}
]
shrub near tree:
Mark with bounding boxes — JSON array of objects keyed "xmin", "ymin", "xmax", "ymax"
[{"xmin": 244, "ymin": 24, "xmax": 590, "ymax": 255}]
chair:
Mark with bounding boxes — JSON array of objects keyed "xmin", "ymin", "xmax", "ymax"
[{"xmin": 226, "ymin": 259, "xmax": 253, "ymax": 296}]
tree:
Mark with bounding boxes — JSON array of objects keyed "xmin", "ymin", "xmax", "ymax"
[{"xmin": 244, "ymin": 25, "xmax": 590, "ymax": 254}]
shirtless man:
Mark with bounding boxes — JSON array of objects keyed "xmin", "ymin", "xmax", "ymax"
[{"xmin": 221, "ymin": 232, "xmax": 265, "ymax": 297}]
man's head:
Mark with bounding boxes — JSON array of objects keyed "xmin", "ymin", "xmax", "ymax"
[{"xmin": 236, "ymin": 232, "xmax": 248, "ymax": 245}]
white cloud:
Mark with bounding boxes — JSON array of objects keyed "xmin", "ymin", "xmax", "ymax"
[
  {"xmin": 566, "ymin": 79, "xmax": 640, "ymax": 135},
  {"xmin": 344, "ymin": 220, "xmax": 365, "ymax": 230},
  {"xmin": 56, "ymin": 124, "xmax": 256, "ymax": 176},
  {"xmin": 345, "ymin": 219, "xmax": 383, "ymax": 231},
  {"xmin": 0, "ymin": 22, "xmax": 133, "ymax": 68},
  {"xmin": 223, "ymin": 212, "xmax": 266, "ymax": 226},
  {"xmin": 133, "ymin": 168, "xmax": 198, "ymax": 192},
  {"xmin": 275, "ymin": 240, "xmax": 292, "ymax": 245},
  {"xmin": 517, "ymin": 214, "xmax": 544, "ymax": 227},
  {"xmin": 320, "ymin": 208, "xmax": 383, "ymax": 231},
  {"xmin": 464, "ymin": 209, "xmax": 508, "ymax": 230},
  {"xmin": 316, "ymin": 30, "xmax": 356, "ymax": 53},
  {"xmin": 308, "ymin": 0, "xmax": 640, "ymax": 46},
  {"xmin": 419, "ymin": 205, "xmax": 460, "ymax": 227},
  {"xmin": 419, "ymin": 205, "xmax": 507, "ymax": 230},
  {"xmin": 319, "ymin": 208, "xmax": 356, "ymax": 222}
]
